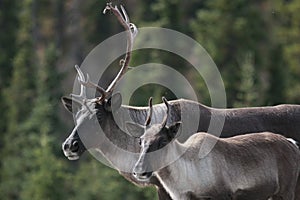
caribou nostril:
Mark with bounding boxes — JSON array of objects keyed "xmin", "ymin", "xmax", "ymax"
[
  {"xmin": 73, "ymin": 140, "xmax": 78, "ymax": 147},
  {"xmin": 140, "ymin": 172, "xmax": 148, "ymax": 177},
  {"xmin": 63, "ymin": 143, "xmax": 70, "ymax": 151},
  {"xmin": 133, "ymin": 171, "xmax": 148, "ymax": 178},
  {"xmin": 70, "ymin": 140, "xmax": 79, "ymax": 152}
]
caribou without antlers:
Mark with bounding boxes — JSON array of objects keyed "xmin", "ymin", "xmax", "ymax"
[
  {"xmin": 128, "ymin": 97, "xmax": 300, "ymax": 200},
  {"xmin": 61, "ymin": 3, "xmax": 300, "ymax": 200}
]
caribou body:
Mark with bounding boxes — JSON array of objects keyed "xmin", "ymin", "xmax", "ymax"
[
  {"xmin": 129, "ymin": 98, "xmax": 300, "ymax": 200},
  {"xmin": 62, "ymin": 88, "xmax": 300, "ymax": 200},
  {"xmin": 61, "ymin": 3, "xmax": 300, "ymax": 200}
]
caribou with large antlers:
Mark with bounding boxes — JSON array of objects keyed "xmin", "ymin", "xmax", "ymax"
[
  {"xmin": 128, "ymin": 97, "xmax": 300, "ymax": 200},
  {"xmin": 62, "ymin": 4, "xmax": 173, "ymax": 199},
  {"xmin": 61, "ymin": 3, "xmax": 300, "ymax": 200}
]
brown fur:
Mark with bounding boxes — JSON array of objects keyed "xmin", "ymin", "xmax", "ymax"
[
  {"xmin": 63, "ymin": 96, "xmax": 300, "ymax": 200},
  {"xmin": 152, "ymin": 132, "xmax": 300, "ymax": 199}
]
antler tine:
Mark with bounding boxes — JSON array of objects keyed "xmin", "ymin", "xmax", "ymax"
[
  {"xmin": 145, "ymin": 97, "xmax": 153, "ymax": 126},
  {"xmin": 103, "ymin": 3, "xmax": 137, "ymax": 95},
  {"xmin": 75, "ymin": 64, "xmax": 85, "ymax": 82},
  {"xmin": 71, "ymin": 65, "xmax": 108, "ymax": 104},
  {"xmin": 73, "ymin": 65, "xmax": 107, "ymax": 100},
  {"xmin": 71, "ymin": 65, "xmax": 87, "ymax": 100},
  {"xmin": 79, "ymin": 73, "xmax": 107, "ymax": 101},
  {"xmin": 120, "ymin": 5, "xmax": 129, "ymax": 23},
  {"xmin": 120, "ymin": 5, "xmax": 138, "ymax": 42},
  {"xmin": 161, "ymin": 97, "xmax": 170, "ymax": 128}
]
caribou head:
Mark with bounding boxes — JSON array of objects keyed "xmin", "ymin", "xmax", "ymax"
[
  {"xmin": 125, "ymin": 97, "xmax": 181, "ymax": 181},
  {"xmin": 61, "ymin": 3, "xmax": 137, "ymax": 160}
]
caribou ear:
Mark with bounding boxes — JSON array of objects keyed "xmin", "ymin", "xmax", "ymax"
[
  {"xmin": 105, "ymin": 92, "xmax": 122, "ymax": 112},
  {"xmin": 125, "ymin": 122, "xmax": 145, "ymax": 137},
  {"xmin": 166, "ymin": 122, "xmax": 182, "ymax": 139},
  {"xmin": 61, "ymin": 96, "xmax": 74, "ymax": 113}
]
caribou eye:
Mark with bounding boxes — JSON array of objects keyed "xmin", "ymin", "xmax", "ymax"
[{"xmin": 139, "ymin": 138, "xmax": 142, "ymax": 146}]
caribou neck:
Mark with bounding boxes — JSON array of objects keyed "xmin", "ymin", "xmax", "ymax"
[
  {"xmin": 93, "ymin": 101, "xmax": 181, "ymax": 173},
  {"xmin": 98, "ymin": 101, "xmax": 182, "ymax": 152}
]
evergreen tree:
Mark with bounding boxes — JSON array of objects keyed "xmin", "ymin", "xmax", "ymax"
[
  {"xmin": 265, "ymin": 45, "xmax": 288, "ymax": 105},
  {"xmin": 0, "ymin": 0, "xmax": 19, "ymax": 186},
  {"xmin": 20, "ymin": 134, "xmax": 69, "ymax": 200},
  {"xmin": 0, "ymin": 1, "xmax": 66, "ymax": 199},
  {"xmin": 69, "ymin": 158, "xmax": 156, "ymax": 200},
  {"xmin": 0, "ymin": 0, "xmax": 19, "ymax": 86},
  {"xmin": 0, "ymin": 0, "xmax": 37, "ymax": 198},
  {"xmin": 82, "ymin": 0, "xmax": 114, "ymax": 46},
  {"xmin": 273, "ymin": 0, "xmax": 300, "ymax": 103},
  {"xmin": 233, "ymin": 53, "xmax": 259, "ymax": 107},
  {"xmin": 2, "ymin": 1, "xmax": 300, "ymax": 199},
  {"xmin": 17, "ymin": 7, "xmax": 67, "ymax": 194},
  {"xmin": 191, "ymin": 0, "xmax": 268, "ymax": 106},
  {"xmin": 14, "ymin": 42, "xmax": 66, "ymax": 200}
]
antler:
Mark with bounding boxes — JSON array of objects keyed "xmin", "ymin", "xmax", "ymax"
[
  {"xmin": 71, "ymin": 3, "xmax": 137, "ymax": 104},
  {"xmin": 71, "ymin": 65, "xmax": 87, "ymax": 102},
  {"xmin": 161, "ymin": 97, "xmax": 170, "ymax": 128},
  {"xmin": 145, "ymin": 97, "xmax": 153, "ymax": 126},
  {"xmin": 80, "ymin": 74, "xmax": 106, "ymax": 98},
  {"xmin": 70, "ymin": 65, "xmax": 95, "ymax": 113},
  {"xmin": 103, "ymin": 3, "xmax": 138, "ymax": 95}
]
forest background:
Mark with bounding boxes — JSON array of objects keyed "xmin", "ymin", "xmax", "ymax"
[{"xmin": 1, "ymin": 0, "xmax": 300, "ymax": 199}]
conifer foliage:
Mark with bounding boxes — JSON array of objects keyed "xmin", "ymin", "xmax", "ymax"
[{"xmin": 0, "ymin": 1, "xmax": 299, "ymax": 199}]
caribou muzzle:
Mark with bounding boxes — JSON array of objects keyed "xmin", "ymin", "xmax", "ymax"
[
  {"xmin": 133, "ymin": 171, "xmax": 153, "ymax": 182},
  {"xmin": 132, "ymin": 158, "xmax": 153, "ymax": 182},
  {"xmin": 62, "ymin": 134, "xmax": 86, "ymax": 160}
]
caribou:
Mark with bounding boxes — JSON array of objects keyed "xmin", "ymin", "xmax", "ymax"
[
  {"xmin": 61, "ymin": 3, "xmax": 300, "ymax": 200},
  {"xmin": 62, "ymin": 4, "xmax": 173, "ymax": 200},
  {"xmin": 128, "ymin": 97, "xmax": 300, "ymax": 200}
]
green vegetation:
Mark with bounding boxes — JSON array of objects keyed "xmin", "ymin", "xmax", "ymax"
[{"xmin": 0, "ymin": 0, "xmax": 299, "ymax": 199}]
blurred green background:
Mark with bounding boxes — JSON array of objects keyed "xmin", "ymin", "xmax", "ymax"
[{"xmin": 1, "ymin": 0, "xmax": 300, "ymax": 199}]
